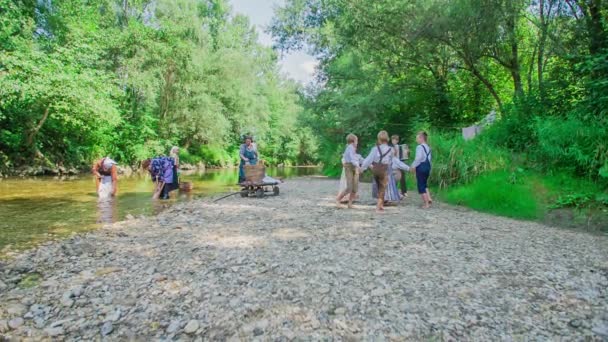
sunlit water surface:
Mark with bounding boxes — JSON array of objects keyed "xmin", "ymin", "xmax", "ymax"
[{"xmin": 0, "ymin": 167, "xmax": 320, "ymax": 254}]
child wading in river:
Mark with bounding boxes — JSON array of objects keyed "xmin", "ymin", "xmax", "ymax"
[
  {"xmin": 336, "ymin": 134, "xmax": 361, "ymax": 208},
  {"xmin": 410, "ymin": 131, "xmax": 433, "ymax": 208}
]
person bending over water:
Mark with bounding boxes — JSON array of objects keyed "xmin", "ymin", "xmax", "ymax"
[
  {"xmin": 169, "ymin": 146, "xmax": 180, "ymax": 191},
  {"xmin": 92, "ymin": 157, "xmax": 118, "ymax": 199},
  {"xmin": 410, "ymin": 131, "xmax": 433, "ymax": 208}
]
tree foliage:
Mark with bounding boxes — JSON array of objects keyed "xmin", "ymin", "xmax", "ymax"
[
  {"xmin": 0, "ymin": 0, "xmax": 316, "ymax": 171},
  {"xmin": 271, "ymin": 0, "xmax": 608, "ymax": 179}
]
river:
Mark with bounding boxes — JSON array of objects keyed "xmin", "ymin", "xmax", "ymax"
[{"xmin": 0, "ymin": 167, "xmax": 320, "ymax": 255}]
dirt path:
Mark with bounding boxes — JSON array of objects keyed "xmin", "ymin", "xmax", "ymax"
[{"xmin": 1, "ymin": 177, "xmax": 607, "ymax": 340}]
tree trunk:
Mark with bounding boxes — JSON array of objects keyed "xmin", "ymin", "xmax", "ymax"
[
  {"xmin": 507, "ymin": 4, "xmax": 524, "ymax": 97},
  {"xmin": 25, "ymin": 106, "xmax": 50, "ymax": 148},
  {"xmin": 470, "ymin": 65, "xmax": 504, "ymax": 111},
  {"xmin": 432, "ymin": 73, "xmax": 452, "ymax": 127},
  {"xmin": 585, "ymin": 0, "xmax": 607, "ymax": 54},
  {"xmin": 537, "ymin": 0, "xmax": 548, "ymax": 96},
  {"xmin": 528, "ymin": 44, "xmax": 537, "ymax": 94}
]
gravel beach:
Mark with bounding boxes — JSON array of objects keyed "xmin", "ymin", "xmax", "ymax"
[{"xmin": 1, "ymin": 177, "xmax": 607, "ymax": 340}]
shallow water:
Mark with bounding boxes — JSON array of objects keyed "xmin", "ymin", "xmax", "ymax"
[{"xmin": 0, "ymin": 167, "xmax": 320, "ymax": 253}]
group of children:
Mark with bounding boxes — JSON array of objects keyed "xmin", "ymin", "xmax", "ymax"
[{"xmin": 336, "ymin": 130, "xmax": 433, "ymax": 213}]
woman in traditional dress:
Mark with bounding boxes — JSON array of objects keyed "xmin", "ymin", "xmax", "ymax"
[
  {"xmin": 238, "ymin": 136, "xmax": 258, "ymax": 183},
  {"xmin": 169, "ymin": 146, "xmax": 180, "ymax": 191},
  {"xmin": 91, "ymin": 157, "xmax": 118, "ymax": 200}
]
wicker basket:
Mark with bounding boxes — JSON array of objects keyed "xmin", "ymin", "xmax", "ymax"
[
  {"xmin": 179, "ymin": 182, "xmax": 194, "ymax": 192},
  {"xmin": 245, "ymin": 164, "xmax": 265, "ymax": 183}
]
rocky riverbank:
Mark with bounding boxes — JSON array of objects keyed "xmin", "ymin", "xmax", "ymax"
[
  {"xmin": 1, "ymin": 162, "xmax": 206, "ymax": 178},
  {"xmin": 1, "ymin": 177, "xmax": 607, "ymax": 340}
]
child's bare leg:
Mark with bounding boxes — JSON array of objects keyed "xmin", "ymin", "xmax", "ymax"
[
  {"xmin": 336, "ymin": 190, "xmax": 346, "ymax": 204},
  {"xmin": 376, "ymin": 197, "xmax": 385, "ymax": 212},
  {"xmin": 426, "ymin": 189, "xmax": 433, "ymax": 203},
  {"xmin": 348, "ymin": 192, "xmax": 356, "ymax": 208},
  {"xmin": 422, "ymin": 193, "xmax": 431, "ymax": 208}
]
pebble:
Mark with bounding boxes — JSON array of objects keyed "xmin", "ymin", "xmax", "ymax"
[
  {"xmin": 61, "ymin": 297, "xmax": 74, "ymax": 307},
  {"xmin": 372, "ymin": 269, "xmax": 384, "ymax": 276},
  {"xmin": 0, "ymin": 320, "xmax": 9, "ymax": 333}
]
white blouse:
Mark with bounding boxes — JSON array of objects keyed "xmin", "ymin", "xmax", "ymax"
[{"xmin": 361, "ymin": 144, "xmax": 394, "ymax": 171}]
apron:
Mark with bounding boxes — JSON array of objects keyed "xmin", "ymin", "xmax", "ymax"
[{"xmin": 239, "ymin": 147, "xmax": 258, "ymax": 182}]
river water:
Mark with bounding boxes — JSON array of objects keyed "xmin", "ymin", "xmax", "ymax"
[{"xmin": 0, "ymin": 167, "xmax": 320, "ymax": 254}]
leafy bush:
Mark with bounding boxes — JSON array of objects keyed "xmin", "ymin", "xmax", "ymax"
[
  {"xmin": 199, "ymin": 145, "xmax": 238, "ymax": 168},
  {"xmin": 178, "ymin": 149, "xmax": 202, "ymax": 165}
]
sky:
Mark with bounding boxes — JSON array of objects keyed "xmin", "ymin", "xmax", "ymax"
[{"xmin": 229, "ymin": 0, "xmax": 318, "ymax": 84}]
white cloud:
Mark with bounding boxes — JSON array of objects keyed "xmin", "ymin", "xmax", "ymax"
[
  {"xmin": 300, "ymin": 60, "xmax": 319, "ymax": 75},
  {"xmin": 230, "ymin": 0, "xmax": 317, "ymax": 84},
  {"xmin": 279, "ymin": 51, "xmax": 318, "ymax": 83}
]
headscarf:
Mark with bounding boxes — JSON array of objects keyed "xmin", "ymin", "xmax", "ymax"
[{"xmin": 102, "ymin": 158, "xmax": 117, "ymax": 170}]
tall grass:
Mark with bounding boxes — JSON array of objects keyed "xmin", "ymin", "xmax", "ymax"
[
  {"xmin": 442, "ymin": 170, "xmax": 540, "ymax": 220},
  {"xmin": 429, "ymin": 131, "xmax": 510, "ymax": 188}
]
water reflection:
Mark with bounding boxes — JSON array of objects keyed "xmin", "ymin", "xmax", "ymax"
[{"xmin": 96, "ymin": 197, "xmax": 118, "ymax": 224}]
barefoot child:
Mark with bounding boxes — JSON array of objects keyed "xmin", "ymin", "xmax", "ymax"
[
  {"xmin": 336, "ymin": 134, "xmax": 361, "ymax": 208},
  {"xmin": 361, "ymin": 131, "xmax": 394, "ymax": 213},
  {"xmin": 410, "ymin": 131, "xmax": 433, "ymax": 208},
  {"xmin": 338, "ymin": 153, "xmax": 363, "ymax": 203}
]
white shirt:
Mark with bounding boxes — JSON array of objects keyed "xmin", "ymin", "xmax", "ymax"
[
  {"xmin": 411, "ymin": 143, "xmax": 431, "ymax": 168},
  {"xmin": 342, "ymin": 144, "xmax": 360, "ymax": 167},
  {"xmin": 361, "ymin": 144, "xmax": 394, "ymax": 171}
]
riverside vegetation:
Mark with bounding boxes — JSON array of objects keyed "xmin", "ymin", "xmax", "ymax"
[
  {"xmin": 0, "ymin": 0, "xmax": 318, "ymax": 175},
  {"xmin": 1, "ymin": 0, "xmax": 607, "ymax": 227},
  {"xmin": 270, "ymin": 0, "xmax": 608, "ymax": 229}
]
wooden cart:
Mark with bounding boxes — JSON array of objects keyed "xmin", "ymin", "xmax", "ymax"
[{"xmin": 239, "ymin": 164, "xmax": 280, "ymax": 198}]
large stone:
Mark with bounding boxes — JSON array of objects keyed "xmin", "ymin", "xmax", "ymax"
[
  {"xmin": 8, "ymin": 317, "xmax": 24, "ymax": 330},
  {"xmin": 166, "ymin": 320, "xmax": 181, "ymax": 334},
  {"xmin": 44, "ymin": 327, "xmax": 65, "ymax": 337},
  {"xmin": 106, "ymin": 309, "xmax": 121, "ymax": 322},
  {"xmin": 0, "ymin": 320, "xmax": 9, "ymax": 333},
  {"xmin": 184, "ymin": 320, "xmax": 199, "ymax": 334},
  {"xmin": 101, "ymin": 321, "xmax": 114, "ymax": 336},
  {"xmin": 592, "ymin": 325, "xmax": 608, "ymax": 337},
  {"xmin": 7, "ymin": 303, "xmax": 27, "ymax": 316}
]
